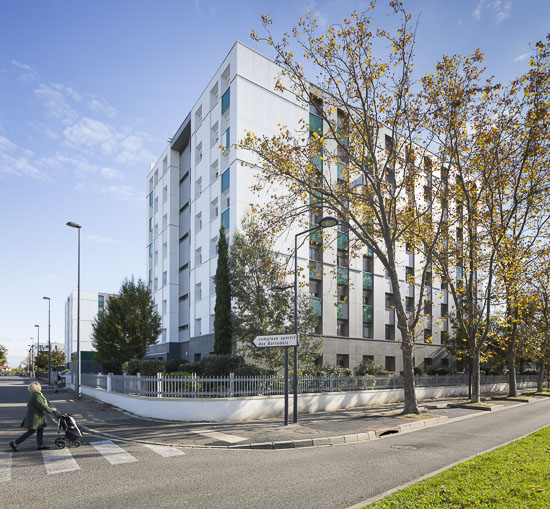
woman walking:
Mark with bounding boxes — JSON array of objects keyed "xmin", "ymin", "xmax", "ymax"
[{"xmin": 9, "ymin": 382, "xmax": 56, "ymax": 451}]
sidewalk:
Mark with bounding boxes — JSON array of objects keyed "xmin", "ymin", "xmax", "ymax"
[{"xmin": 41, "ymin": 386, "xmax": 545, "ymax": 449}]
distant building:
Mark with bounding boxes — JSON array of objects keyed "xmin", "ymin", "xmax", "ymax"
[{"xmin": 64, "ymin": 290, "xmax": 115, "ymax": 370}]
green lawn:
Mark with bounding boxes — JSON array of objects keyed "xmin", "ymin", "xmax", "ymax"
[{"xmin": 367, "ymin": 425, "xmax": 550, "ymax": 508}]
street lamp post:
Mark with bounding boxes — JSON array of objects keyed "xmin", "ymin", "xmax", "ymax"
[
  {"xmin": 43, "ymin": 297, "xmax": 51, "ymax": 385},
  {"xmin": 66, "ymin": 221, "xmax": 82, "ymax": 399},
  {"xmin": 34, "ymin": 324, "xmax": 40, "ymax": 380},
  {"xmin": 292, "ymin": 216, "xmax": 338, "ymax": 423},
  {"xmin": 274, "ymin": 216, "xmax": 339, "ymax": 425},
  {"xmin": 28, "ymin": 342, "xmax": 34, "ymax": 376}
]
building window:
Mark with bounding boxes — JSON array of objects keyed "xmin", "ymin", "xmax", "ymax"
[
  {"xmin": 195, "ymin": 282, "xmax": 202, "ymax": 300},
  {"xmin": 154, "ymin": 277, "xmax": 158, "ymax": 291},
  {"xmin": 148, "ymin": 268, "xmax": 153, "ymax": 283},
  {"xmin": 195, "ymin": 247, "xmax": 202, "ymax": 266},
  {"xmin": 162, "ymin": 242, "xmax": 167, "ymax": 259},
  {"xmin": 385, "ymin": 293, "xmax": 394, "ymax": 310},
  {"xmin": 149, "ymin": 243, "xmax": 153, "ymax": 257},
  {"xmin": 163, "ymin": 186, "xmax": 168, "ymax": 203},
  {"xmin": 162, "ymin": 299, "xmax": 167, "ymax": 316},
  {"xmin": 221, "ymin": 168, "xmax": 230, "ymax": 192},
  {"xmin": 337, "ymin": 320, "xmax": 348, "ymax": 337},
  {"xmin": 196, "ymin": 177, "xmax": 202, "ymax": 198},
  {"xmin": 224, "ymin": 127, "xmax": 230, "ymax": 149},
  {"xmin": 149, "ymin": 192, "xmax": 153, "ymax": 207},
  {"xmin": 424, "ymin": 357, "xmax": 433, "ymax": 368},
  {"xmin": 162, "ymin": 271, "xmax": 167, "ymax": 287},
  {"xmin": 362, "ymin": 325, "xmax": 373, "ymax": 339},
  {"xmin": 385, "ymin": 356, "xmax": 396, "ymax": 372},
  {"xmin": 195, "ymin": 212, "xmax": 202, "ymax": 232},
  {"xmin": 195, "ymin": 143, "xmax": 202, "ymax": 165},
  {"xmin": 148, "ymin": 217, "xmax": 153, "ymax": 231},
  {"xmin": 195, "ymin": 318, "xmax": 202, "ymax": 336},
  {"xmin": 210, "ymin": 237, "xmax": 218, "ymax": 257},
  {"xmin": 336, "ymin": 354, "xmax": 349, "ymax": 369},
  {"xmin": 221, "ymin": 87, "xmax": 230, "ymax": 114},
  {"xmin": 210, "ymin": 199, "xmax": 219, "ymax": 220},
  {"xmin": 385, "ymin": 324, "xmax": 395, "ymax": 341},
  {"xmin": 221, "ymin": 209, "xmax": 230, "ymax": 230},
  {"xmin": 194, "ymin": 353, "xmax": 201, "ymax": 362}
]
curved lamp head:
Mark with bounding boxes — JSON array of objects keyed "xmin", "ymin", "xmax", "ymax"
[
  {"xmin": 43, "ymin": 296, "xmax": 50, "ymax": 301},
  {"xmin": 34, "ymin": 324, "xmax": 39, "ymax": 328},
  {"xmin": 66, "ymin": 221, "xmax": 82, "ymax": 229},
  {"xmin": 318, "ymin": 216, "xmax": 339, "ymax": 228}
]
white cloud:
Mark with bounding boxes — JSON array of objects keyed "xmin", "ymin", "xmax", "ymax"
[
  {"xmin": 514, "ymin": 52, "xmax": 530, "ymax": 62},
  {"xmin": 34, "ymin": 83, "xmax": 77, "ymax": 124},
  {"xmin": 51, "ymin": 82, "xmax": 81, "ymax": 102},
  {"xmin": 11, "ymin": 59, "xmax": 39, "ymax": 83},
  {"xmin": 89, "ymin": 98, "xmax": 118, "ymax": 118},
  {"xmin": 75, "ymin": 181, "xmax": 141, "ymax": 203},
  {"xmin": 473, "ymin": 0, "xmax": 512, "ymax": 24},
  {"xmin": 85, "ymin": 234, "xmax": 117, "ymax": 244},
  {"xmin": 0, "ymin": 135, "xmax": 47, "ymax": 180},
  {"xmin": 100, "ymin": 167, "xmax": 123, "ymax": 179}
]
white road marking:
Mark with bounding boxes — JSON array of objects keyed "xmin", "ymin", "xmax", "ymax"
[
  {"xmin": 0, "ymin": 452, "xmax": 12, "ymax": 482},
  {"xmin": 196, "ymin": 429, "xmax": 246, "ymax": 443},
  {"xmin": 42, "ymin": 449, "xmax": 80, "ymax": 475},
  {"xmin": 141, "ymin": 443, "xmax": 186, "ymax": 457},
  {"xmin": 90, "ymin": 440, "xmax": 138, "ymax": 465}
]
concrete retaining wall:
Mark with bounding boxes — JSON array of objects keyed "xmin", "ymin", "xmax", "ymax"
[{"xmin": 79, "ymin": 381, "xmax": 537, "ymax": 422}]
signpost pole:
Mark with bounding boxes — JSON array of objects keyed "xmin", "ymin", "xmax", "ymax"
[{"xmin": 284, "ymin": 346, "xmax": 289, "ymax": 426}]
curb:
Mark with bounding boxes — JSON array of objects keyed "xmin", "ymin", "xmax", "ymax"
[{"xmin": 51, "ymin": 394, "xmax": 547, "ymax": 451}]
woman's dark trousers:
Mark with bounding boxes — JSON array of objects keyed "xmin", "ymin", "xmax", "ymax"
[{"xmin": 14, "ymin": 427, "xmax": 44, "ymax": 447}]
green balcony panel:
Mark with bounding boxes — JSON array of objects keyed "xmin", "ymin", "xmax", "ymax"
[
  {"xmin": 363, "ymin": 272, "xmax": 374, "ymax": 290},
  {"xmin": 337, "ymin": 233, "xmax": 349, "ymax": 251},
  {"xmin": 311, "ymin": 154, "xmax": 323, "ymax": 173},
  {"xmin": 309, "ymin": 113, "xmax": 322, "ymax": 136},
  {"xmin": 337, "ymin": 302, "xmax": 343, "ymax": 319},
  {"xmin": 337, "ymin": 267, "xmax": 349, "ymax": 285},
  {"xmin": 310, "ymin": 297, "xmax": 322, "ymax": 316},
  {"xmin": 363, "ymin": 305, "xmax": 374, "ymax": 323},
  {"xmin": 310, "ymin": 229, "xmax": 322, "ymax": 244},
  {"xmin": 309, "ymin": 262, "xmax": 322, "ymax": 280}
]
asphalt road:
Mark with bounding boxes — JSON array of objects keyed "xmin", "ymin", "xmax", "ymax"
[{"xmin": 2, "ymin": 376, "xmax": 550, "ymax": 509}]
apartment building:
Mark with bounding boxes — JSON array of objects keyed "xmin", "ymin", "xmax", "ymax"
[
  {"xmin": 145, "ymin": 41, "xmax": 453, "ymax": 373},
  {"xmin": 64, "ymin": 290, "xmax": 115, "ymax": 369}
]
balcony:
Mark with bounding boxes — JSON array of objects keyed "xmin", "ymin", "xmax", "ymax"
[
  {"xmin": 309, "ymin": 261, "xmax": 323, "ymax": 280},
  {"xmin": 363, "ymin": 272, "xmax": 374, "ymax": 290},
  {"xmin": 363, "ymin": 305, "xmax": 374, "ymax": 323},
  {"xmin": 337, "ymin": 267, "xmax": 349, "ymax": 285},
  {"xmin": 310, "ymin": 297, "xmax": 322, "ymax": 316},
  {"xmin": 337, "ymin": 302, "xmax": 349, "ymax": 320},
  {"xmin": 406, "ymin": 253, "xmax": 414, "ymax": 267},
  {"xmin": 337, "ymin": 232, "xmax": 349, "ymax": 251},
  {"xmin": 310, "ymin": 228, "xmax": 322, "ymax": 244}
]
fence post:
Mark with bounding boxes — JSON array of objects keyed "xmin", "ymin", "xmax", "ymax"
[
  {"xmin": 392, "ymin": 375, "xmax": 396, "ymax": 389},
  {"xmin": 107, "ymin": 373, "xmax": 112, "ymax": 393},
  {"xmin": 229, "ymin": 372, "xmax": 234, "ymax": 398},
  {"xmin": 364, "ymin": 374, "xmax": 368, "ymax": 390},
  {"xmin": 137, "ymin": 373, "xmax": 141, "ymax": 397},
  {"xmin": 330, "ymin": 373, "xmax": 335, "ymax": 392},
  {"xmin": 157, "ymin": 372, "xmax": 163, "ymax": 398},
  {"xmin": 122, "ymin": 373, "xmax": 126, "ymax": 394}
]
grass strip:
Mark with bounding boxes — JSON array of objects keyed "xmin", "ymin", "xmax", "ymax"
[{"xmin": 367, "ymin": 425, "xmax": 550, "ymax": 508}]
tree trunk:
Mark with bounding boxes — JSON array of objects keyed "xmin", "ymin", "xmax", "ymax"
[
  {"xmin": 507, "ymin": 343, "xmax": 518, "ymax": 397},
  {"xmin": 401, "ymin": 343, "xmax": 418, "ymax": 414},
  {"xmin": 471, "ymin": 347, "xmax": 481, "ymax": 403},
  {"xmin": 537, "ymin": 359, "xmax": 545, "ymax": 393}
]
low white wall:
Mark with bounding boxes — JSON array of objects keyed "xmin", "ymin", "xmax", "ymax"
[{"xmin": 81, "ymin": 381, "xmax": 536, "ymax": 423}]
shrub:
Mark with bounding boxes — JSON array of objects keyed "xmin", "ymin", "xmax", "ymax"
[
  {"xmin": 178, "ymin": 362, "xmax": 201, "ymax": 374},
  {"xmin": 354, "ymin": 359, "xmax": 385, "ymax": 376},
  {"xmin": 124, "ymin": 359, "xmax": 165, "ymax": 376},
  {"xmin": 234, "ymin": 364, "xmax": 274, "ymax": 376},
  {"xmin": 200, "ymin": 354, "xmax": 245, "ymax": 376},
  {"xmin": 309, "ymin": 363, "xmax": 353, "ymax": 377},
  {"xmin": 165, "ymin": 359, "xmax": 185, "ymax": 373},
  {"xmin": 414, "ymin": 366, "xmax": 425, "ymax": 376}
]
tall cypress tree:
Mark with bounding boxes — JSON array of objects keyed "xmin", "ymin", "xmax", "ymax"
[{"xmin": 214, "ymin": 223, "xmax": 233, "ymax": 354}]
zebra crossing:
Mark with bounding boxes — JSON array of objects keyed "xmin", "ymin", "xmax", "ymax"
[{"xmin": 1, "ymin": 439, "xmax": 186, "ymax": 481}]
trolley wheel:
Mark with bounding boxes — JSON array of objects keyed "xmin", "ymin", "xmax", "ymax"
[
  {"xmin": 72, "ymin": 440, "xmax": 81, "ymax": 448},
  {"xmin": 55, "ymin": 438, "xmax": 66, "ymax": 449}
]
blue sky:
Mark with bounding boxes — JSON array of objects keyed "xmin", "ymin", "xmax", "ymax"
[{"xmin": 1, "ymin": 0, "xmax": 548, "ymax": 367}]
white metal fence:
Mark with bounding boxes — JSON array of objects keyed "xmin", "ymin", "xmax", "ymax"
[{"xmin": 79, "ymin": 373, "xmax": 539, "ymax": 399}]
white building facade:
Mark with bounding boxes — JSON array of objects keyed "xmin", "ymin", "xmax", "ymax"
[
  {"xmin": 64, "ymin": 290, "xmax": 115, "ymax": 364},
  {"xmin": 146, "ymin": 42, "xmax": 453, "ymax": 373}
]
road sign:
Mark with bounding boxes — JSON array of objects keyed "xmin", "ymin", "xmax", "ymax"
[{"xmin": 252, "ymin": 334, "xmax": 299, "ymax": 348}]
